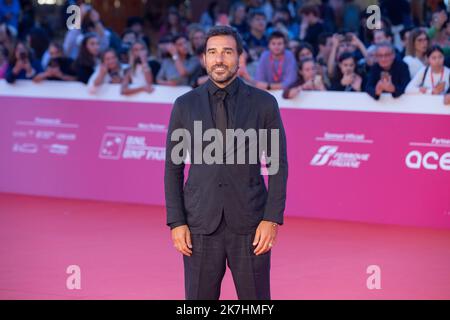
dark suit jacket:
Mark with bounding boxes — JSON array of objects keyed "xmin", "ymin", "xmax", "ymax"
[{"xmin": 164, "ymin": 77, "xmax": 288, "ymax": 235}]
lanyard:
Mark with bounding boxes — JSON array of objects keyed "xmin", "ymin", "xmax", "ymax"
[
  {"xmin": 430, "ymin": 68, "xmax": 444, "ymax": 88},
  {"xmin": 269, "ymin": 53, "xmax": 284, "ymax": 83}
]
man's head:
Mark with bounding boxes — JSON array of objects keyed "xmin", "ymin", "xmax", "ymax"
[
  {"xmin": 203, "ymin": 26, "xmax": 243, "ymax": 87},
  {"xmin": 375, "ymin": 42, "xmax": 395, "ymax": 70},
  {"xmin": 268, "ymin": 31, "xmax": 287, "ymax": 56},
  {"xmin": 373, "ymin": 28, "xmax": 393, "ymax": 45},
  {"xmin": 173, "ymin": 34, "xmax": 189, "ymax": 57},
  {"xmin": 299, "ymin": 4, "xmax": 320, "ymax": 25},
  {"xmin": 248, "ymin": 9, "xmax": 267, "ymax": 34}
]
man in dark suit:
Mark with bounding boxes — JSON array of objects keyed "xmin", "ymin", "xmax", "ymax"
[{"xmin": 164, "ymin": 25, "xmax": 288, "ymax": 300}]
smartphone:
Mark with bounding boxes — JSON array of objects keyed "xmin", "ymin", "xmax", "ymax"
[
  {"xmin": 380, "ymin": 71, "xmax": 390, "ymax": 81},
  {"xmin": 314, "ymin": 75, "xmax": 322, "ymax": 86}
]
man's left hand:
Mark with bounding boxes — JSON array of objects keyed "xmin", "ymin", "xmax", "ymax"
[{"xmin": 253, "ymin": 220, "xmax": 278, "ymax": 255}]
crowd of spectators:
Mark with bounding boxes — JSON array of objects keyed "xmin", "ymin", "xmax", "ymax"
[{"xmin": 1, "ymin": 0, "xmax": 450, "ymax": 104}]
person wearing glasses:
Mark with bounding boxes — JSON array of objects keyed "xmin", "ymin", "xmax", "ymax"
[{"xmin": 365, "ymin": 42, "xmax": 411, "ymax": 100}]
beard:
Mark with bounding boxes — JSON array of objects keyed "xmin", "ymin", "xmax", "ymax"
[{"xmin": 207, "ymin": 63, "xmax": 239, "ymax": 85}]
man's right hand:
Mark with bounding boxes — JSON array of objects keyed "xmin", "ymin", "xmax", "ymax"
[{"xmin": 171, "ymin": 225, "xmax": 193, "ymax": 256}]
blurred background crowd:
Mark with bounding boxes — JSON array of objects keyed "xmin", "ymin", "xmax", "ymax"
[{"xmin": 0, "ymin": 0, "xmax": 449, "ymax": 101}]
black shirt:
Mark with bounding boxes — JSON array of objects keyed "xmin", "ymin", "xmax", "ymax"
[{"xmin": 206, "ymin": 76, "xmax": 240, "ymax": 130}]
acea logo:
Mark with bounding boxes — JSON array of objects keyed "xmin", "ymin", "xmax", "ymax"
[
  {"xmin": 406, "ymin": 138, "xmax": 450, "ymax": 171},
  {"xmin": 310, "ymin": 145, "xmax": 370, "ymax": 168}
]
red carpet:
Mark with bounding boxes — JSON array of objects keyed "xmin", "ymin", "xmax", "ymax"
[{"xmin": 0, "ymin": 193, "xmax": 449, "ymax": 299}]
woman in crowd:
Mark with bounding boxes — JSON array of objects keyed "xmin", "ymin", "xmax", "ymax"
[
  {"xmin": 403, "ymin": 28, "xmax": 430, "ymax": 78},
  {"xmin": 187, "ymin": 25, "xmax": 206, "ymax": 55},
  {"xmin": 283, "ymin": 57, "xmax": 326, "ymax": 99},
  {"xmin": 329, "ymin": 52, "xmax": 363, "ymax": 92},
  {"xmin": 156, "ymin": 34, "xmax": 199, "ymax": 86},
  {"xmin": 33, "ymin": 42, "xmax": 76, "ymax": 82},
  {"xmin": 5, "ymin": 41, "xmax": 42, "ymax": 83},
  {"xmin": 159, "ymin": 6, "xmax": 187, "ymax": 39},
  {"xmin": 88, "ymin": 49, "xmax": 125, "ymax": 93},
  {"xmin": 295, "ymin": 42, "xmax": 314, "ymax": 62},
  {"xmin": 327, "ymin": 32, "xmax": 369, "ymax": 80},
  {"xmin": 406, "ymin": 45, "xmax": 449, "ymax": 95},
  {"xmin": 74, "ymin": 33, "xmax": 100, "ymax": 84},
  {"xmin": 121, "ymin": 40, "xmax": 154, "ymax": 95}
]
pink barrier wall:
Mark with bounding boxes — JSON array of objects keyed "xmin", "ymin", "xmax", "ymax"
[{"xmin": 1, "ymin": 81, "xmax": 450, "ymax": 229}]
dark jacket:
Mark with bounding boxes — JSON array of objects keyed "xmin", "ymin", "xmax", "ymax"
[
  {"xmin": 365, "ymin": 58, "xmax": 411, "ymax": 100},
  {"xmin": 164, "ymin": 77, "xmax": 288, "ymax": 235}
]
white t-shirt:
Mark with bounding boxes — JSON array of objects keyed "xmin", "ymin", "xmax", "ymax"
[
  {"xmin": 87, "ymin": 64, "xmax": 126, "ymax": 94},
  {"xmin": 403, "ymin": 55, "xmax": 425, "ymax": 79},
  {"xmin": 405, "ymin": 65, "xmax": 450, "ymax": 95}
]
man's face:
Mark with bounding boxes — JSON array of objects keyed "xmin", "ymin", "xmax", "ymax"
[
  {"xmin": 376, "ymin": 47, "xmax": 395, "ymax": 70},
  {"xmin": 250, "ymin": 15, "xmax": 266, "ymax": 33},
  {"xmin": 175, "ymin": 37, "xmax": 188, "ymax": 56},
  {"xmin": 269, "ymin": 37, "xmax": 285, "ymax": 56},
  {"xmin": 204, "ymin": 35, "xmax": 240, "ymax": 85}
]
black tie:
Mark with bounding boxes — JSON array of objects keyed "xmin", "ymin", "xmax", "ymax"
[{"xmin": 214, "ymin": 90, "xmax": 228, "ymax": 154}]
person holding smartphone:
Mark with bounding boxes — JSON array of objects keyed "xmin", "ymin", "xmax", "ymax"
[
  {"xmin": 88, "ymin": 48, "xmax": 125, "ymax": 93},
  {"xmin": 330, "ymin": 52, "xmax": 363, "ymax": 92},
  {"xmin": 365, "ymin": 42, "xmax": 411, "ymax": 100},
  {"xmin": 406, "ymin": 45, "xmax": 449, "ymax": 95},
  {"xmin": 33, "ymin": 42, "xmax": 76, "ymax": 83},
  {"xmin": 121, "ymin": 40, "xmax": 154, "ymax": 95},
  {"xmin": 5, "ymin": 41, "xmax": 42, "ymax": 83},
  {"xmin": 282, "ymin": 57, "xmax": 326, "ymax": 99}
]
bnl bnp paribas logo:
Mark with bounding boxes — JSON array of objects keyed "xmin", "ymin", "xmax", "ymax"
[
  {"xmin": 406, "ymin": 138, "xmax": 450, "ymax": 171},
  {"xmin": 310, "ymin": 133, "xmax": 372, "ymax": 169}
]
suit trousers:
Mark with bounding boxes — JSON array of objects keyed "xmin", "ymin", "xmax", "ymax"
[{"xmin": 183, "ymin": 211, "xmax": 271, "ymax": 300}]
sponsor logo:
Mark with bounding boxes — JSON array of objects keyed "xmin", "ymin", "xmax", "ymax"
[
  {"xmin": 406, "ymin": 138, "xmax": 450, "ymax": 171},
  {"xmin": 310, "ymin": 145, "xmax": 370, "ymax": 168}
]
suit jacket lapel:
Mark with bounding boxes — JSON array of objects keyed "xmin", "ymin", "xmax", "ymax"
[{"xmin": 196, "ymin": 81, "xmax": 214, "ymax": 132}]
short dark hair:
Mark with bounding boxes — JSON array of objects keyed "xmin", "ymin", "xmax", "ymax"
[
  {"xmin": 127, "ymin": 16, "xmax": 144, "ymax": 28},
  {"xmin": 172, "ymin": 33, "xmax": 188, "ymax": 44},
  {"xmin": 299, "ymin": 4, "xmax": 320, "ymax": 17},
  {"xmin": 318, "ymin": 32, "xmax": 332, "ymax": 46},
  {"xmin": 338, "ymin": 51, "xmax": 356, "ymax": 63},
  {"xmin": 248, "ymin": 9, "xmax": 266, "ymax": 21},
  {"xmin": 204, "ymin": 25, "xmax": 244, "ymax": 55},
  {"xmin": 426, "ymin": 44, "xmax": 444, "ymax": 58},
  {"xmin": 268, "ymin": 30, "xmax": 287, "ymax": 45}
]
